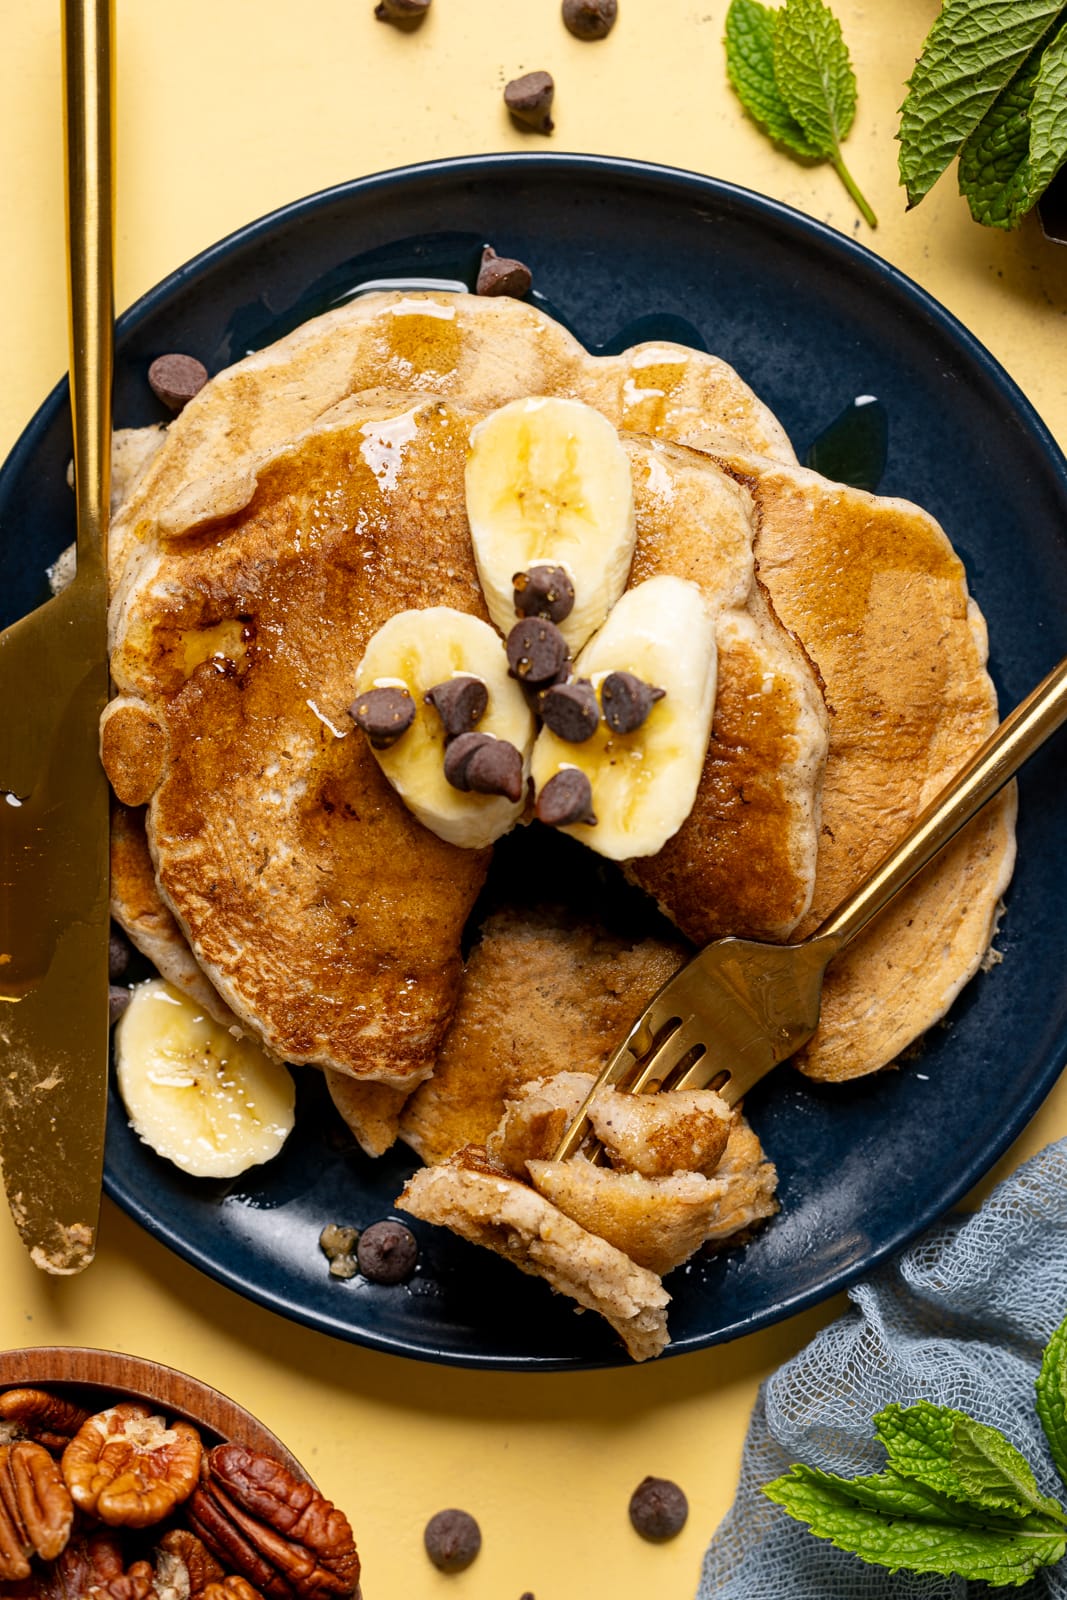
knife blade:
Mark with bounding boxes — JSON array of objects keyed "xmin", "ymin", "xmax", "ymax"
[{"xmin": 0, "ymin": 0, "xmax": 114, "ymax": 1273}]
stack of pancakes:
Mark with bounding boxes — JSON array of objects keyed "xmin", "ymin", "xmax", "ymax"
[{"xmin": 100, "ymin": 291, "xmax": 1015, "ymax": 1359}]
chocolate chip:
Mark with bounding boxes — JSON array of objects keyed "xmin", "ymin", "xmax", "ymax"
[
  {"xmin": 108, "ymin": 926, "xmax": 132, "ymax": 982},
  {"xmin": 628, "ymin": 1476, "xmax": 688, "ymax": 1541},
  {"xmin": 319, "ymin": 1224, "xmax": 360, "ymax": 1280},
  {"xmin": 506, "ymin": 618, "xmax": 569, "ymax": 685},
  {"xmin": 539, "ymin": 680, "xmax": 600, "ymax": 742},
  {"xmin": 374, "ymin": 0, "xmax": 430, "ymax": 23},
  {"xmin": 476, "ymin": 246, "xmax": 533, "ymax": 299},
  {"xmin": 349, "ymin": 685, "xmax": 416, "ymax": 749},
  {"xmin": 147, "ymin": 353, "xmax": 209, "ymax": 414},
  {"xmin": 108, "ymin": 985, "xmax": 131, "ymax": 1026},
  {"xmin": 504, "ymin": 71, "xmax": 555, "ymax": 133},
  {"xmin": 601, "ymin": 670, "xmax": 665, "ymax": 734},
  {"xmin": 424, "ymin": 1509, "xmax": 481, "ymax": 1573},
  {"xmin": 356, "ymin": 1219, "xmax": 419, "ymax": 1284},
  {"xmin": 425, "ymin": 675, "xmax": 488, "ymax": 740},
  {"xmin": 443, "ymin": 731, "xmax": 494, "ymax": 791},
  {"xmin": 465, "ymin": 739, "xmax": 524, "ymax": 803},
  {"xmin": 536, "ymin": 768, "xmax": 597, "ymax": 827},
  {"xmin": 562, "ymin": 0, "xmax": 617, "ymax": 36},
  {"xmin": 513, "ymin": 564, "xmax": 575, "ymax": 623}
]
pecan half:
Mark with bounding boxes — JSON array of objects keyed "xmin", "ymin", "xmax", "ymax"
[
  {"xmin": 202, "ymin": 1581, "xmax": 265, "ymax": 1600},
  {"xmin": 155, "ymin": 1527, "xmax": 225, "ymax": 1596},
  {"xmin": 0, "ymin": 1390, "xmax": 90, "ymax": 1454},
  {"xmin": 62, "ymin": 1403, "xmax": 202, "ymax": 1528},
  {"xmin": 0, "ymin": 1440, "xmax": 74, "ymax": 1579},
  {"xmin": 187, "ymin": 1446, "xmax": 359, "ymax": 1599},
  {"xmin": 26, "ymin": 1528, "xmax": 127, "ymax": 1598}
]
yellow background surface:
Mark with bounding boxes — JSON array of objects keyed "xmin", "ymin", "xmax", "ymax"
[{"xmin": 2, "ymin": 3, "xmax": 1067, "ymax": 1596}]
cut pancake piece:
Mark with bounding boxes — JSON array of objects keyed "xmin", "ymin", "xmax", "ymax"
[
  {"xmin": 397, "ymin": 1147, "xmax": 671, "ymax": 1363},
  {"xmin": 526, "ymin": 1159, "xmax": 770, "ymax": 1278},
  {"xmin": 589, "ymin": 1085, "xmax": 733, "ymax": 1177},
  {"xmin": 488, "ymin": 1072, "xmax": 776, "ymax": 1275},
  {"xmin": 399, "ymin": 907, "xmax": 690, "ymax": 1164},
  {"xmin": 105, "ymin": 395, "xmax": 495, "ymax": 1086},
  {"xmin": 694, "ymin": 445, "xmax": 1016, "ymax": 1080}
]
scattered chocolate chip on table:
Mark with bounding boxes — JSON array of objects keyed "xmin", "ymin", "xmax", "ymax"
[
  {"xmin": 628, "ymin": 1475, "xmax": 689, "ymax": 1541},
  {"xmin": 424, "ymin": 1508, "xmax": 482, "ymax": 1572},
  {"xmin": 504, "ymin": 70, "xmax": 555, "ymax": 133},
  {"xmin": 562, "ymin": 0, "xmax": 618, "ymax": 39}
]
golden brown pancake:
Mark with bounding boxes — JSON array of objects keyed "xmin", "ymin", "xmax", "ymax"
[
  {"xmin": 104, "ymin": 394, "xmax": 826, "ymax": 1085},
  {"xmin": 396, "ymin": 1145, "xmax": 671, "ymax": 1363},
  {"xmin": 399, "ymin": 906, "xmax": 690, "ymax": 1164},
  {"xmin": 105, "ymin": 288, "xmax": 1013, "ymax": 1090},
  {"xmin": 105, "ymin": 395, "xmax": 494, "ymax": 1086},
  {"xmin": 110, "ymin": 803, "xmax": 236, "ymax": 1028},
  {"xmin": 694, "ymin": 446, "xmax": 1016, "ymax": 1079},
  {"xmin": 106, "ymin": 291, "xmax": 795, "ymax": 587}
]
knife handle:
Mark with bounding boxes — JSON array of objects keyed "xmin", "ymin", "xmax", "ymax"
[{"xmin": 62, "ymin": 0, "xmax": 114, "ymax": 588}]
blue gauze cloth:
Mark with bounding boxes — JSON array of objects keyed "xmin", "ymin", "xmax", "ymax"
[{"xmin": 698, "ymin": 1138, "xmax": 1067, "ymax": 1600}]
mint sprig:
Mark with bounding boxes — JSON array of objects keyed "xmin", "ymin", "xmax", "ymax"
[
  {"xmin": 724, "ymin": 0, "xmax": 877, "ymax": 228},
  {"xmin": 897, "ymin": 0, "xmax": 1067, "ymax": 228},
  {"xmin": 764, "ymin": 1311, "xmax": 1067, "ymax": 1587}
]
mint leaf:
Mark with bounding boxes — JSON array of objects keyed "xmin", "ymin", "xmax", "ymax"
[
  {"xmin": 724, "ymin": 0, "xmax": 822, "ymax": 158},
  {"xmin": 897, "ymin": 0, "xmax": 1067, "ymax": 209},
  {"xmin": 876, "ymin": 1402, "xmax": 1066, "ymax": 1522},
  {"xmin": 765, "ymin": 1462, "xmax": 1067, "ymax": 1586},
  {"xmin": 772, "ymin": 0, "xmax": 876, "ymax": 226},
  {"xmin": 958, "ymin": 48, "xmax": 1044, "ymax": 229},
  {"xmin": 1028, "ymin": 21, "xmax": 1067, "ymax": 192},
  {"xmin": 723, "ymin": 0, "xmax": 876, "ymax": 226},
  {"xmin": 1037, "ymin": 1311, "xmax": 1067, "ymax": 1490},
  {"xmin": 773, "ymin": 0, "xmax": 855, "ymax": 156}
]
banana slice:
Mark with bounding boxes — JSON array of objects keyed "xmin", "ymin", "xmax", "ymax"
[
  {"xmin": 353, "ymin": 607, "xmax": 536, "ymax": 848},
  {"xmin": 115, "ymin": 980, "xmax": 296, "ymax": 1178},
  {"xmin": 465, "ymin": 396, "xmax": 636, "ymax": 652},
  {"xmin": 530, "ymin": 576, "xmax": 717, "ymax": 860}
]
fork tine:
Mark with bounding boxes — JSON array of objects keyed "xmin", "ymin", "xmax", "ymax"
[
  {"xmin": 549, "ymin": 1016, "xmax": 651, "ymax": 1163},
  {"xmin": 627, "ymin": 1015, "xmax": 707, "ymax": 1095}
]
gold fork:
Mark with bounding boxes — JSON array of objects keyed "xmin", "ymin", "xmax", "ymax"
[{"xmin": 553, "ymin": 650, "xmax": 1067, "ymax": 1162}]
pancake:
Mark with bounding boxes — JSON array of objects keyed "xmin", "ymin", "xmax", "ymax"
[
  {"xmin": 691, "ymin": 444, "xmax": 1016, "ymax": 1080},
  {"xmin": 398, "ymin": 907, "xmax": 690, "ymax": 1165},
  {"xmin": 103, "ymin": 394, "xmax": 826, "ymax": 1084},
  {"xmin": 104, "ymin": 395, "xmax": 494, "ymax": 1087},
  {"xmin": 110, "ymin": 802, "xmax": 237, "ymax": 1029},
  {"xmin": 105, "ymin": 289, "xmax": 1013, "ymax": 1080},
  {"xmin": 106, "ymin": 291, "xmax": 795, "ymax": 590},
  {"xmin": 396, "ymin": 1145, "xmax": 671, "ymax": 1363}
]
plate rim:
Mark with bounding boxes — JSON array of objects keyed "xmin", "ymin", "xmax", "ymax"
[{"xmin": 7, "ymin": 151, "xmax": 1067, "ymax": 1368}]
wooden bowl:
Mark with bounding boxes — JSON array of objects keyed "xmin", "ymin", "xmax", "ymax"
[{"xmin": 0, "ymin": 1346, "xmax": 304, "ymax": 1475}]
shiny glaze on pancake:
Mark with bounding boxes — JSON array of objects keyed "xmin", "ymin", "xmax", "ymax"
[
  {"xmin": 106, "ymin": 292, "xmax": 795, "ymax": 593},
  {"xmin": 104, "ymin": 396, "xmax": 825, "ymax": 1084},
  {"xmin": 106, "ymin": 397, "xmax": 492, "ymax": 1085},
  {"xmin": 705, "ymin": 446, "xmax": 1016, "ymax": 1079}
]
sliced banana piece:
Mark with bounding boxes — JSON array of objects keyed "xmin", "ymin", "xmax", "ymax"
[
  {"xmin": 115, "ymin": 980, "xmax": 295, "ymax": 1178},
  {"xmin": 354, "ymin": 606, "xmax": 536, "ymax": 849},
  {"xmin": 530, "ymin": 576, "xmax": 717, "ymax": 861},
  {"xmin": 465, "ymin": 396, "xmax": 636, "ymax": 652}
]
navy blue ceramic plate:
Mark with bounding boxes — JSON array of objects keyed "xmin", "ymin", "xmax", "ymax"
[{"xmin": 4, "ymin": 155, "xmax": 1067, "ymax": 1368}]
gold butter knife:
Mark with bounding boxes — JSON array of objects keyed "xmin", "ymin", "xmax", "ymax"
[{"xmin": 0, "ymin": 0, "xmax": 114, "ymax": 1272}]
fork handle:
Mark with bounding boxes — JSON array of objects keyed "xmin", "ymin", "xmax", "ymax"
[{"xmin": 816, "ymin": 652, "xmax": 1067, "ymax": 950}]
